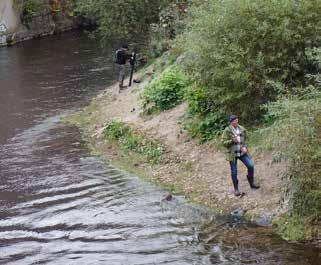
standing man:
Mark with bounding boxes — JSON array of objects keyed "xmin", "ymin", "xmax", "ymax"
[
  {"xmin": 221, "ymin": 115, "xmax": 260, "ymax": 196},
  {"xmin": 115, "ymin": 44, "xmax": 132, "ymax": 91}
]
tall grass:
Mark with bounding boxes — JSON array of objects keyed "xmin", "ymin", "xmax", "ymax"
[{"xmin": 257, "ymin": 91, "xmax": 321, "ymax": 240}]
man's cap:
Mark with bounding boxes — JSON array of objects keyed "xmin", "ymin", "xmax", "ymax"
[
  {"xmin": 229, "ymin": 115, "xmax": 238, "ymax": 123},
  {"xmin": 122, "ymin": 44, "xmax": 129, "ymax": 49}
]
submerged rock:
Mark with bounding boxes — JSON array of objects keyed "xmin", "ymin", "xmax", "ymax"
[
  {"xmin": 254, "ymin": 215, "xmax": 273, "ymax": 227},
  {"xmin": 231, "ymin": 208, "xmax": 246, "ymax": 218},
  {"xmin": 164, "ymin": 192, "xmax": 173, "ymax": 201}
]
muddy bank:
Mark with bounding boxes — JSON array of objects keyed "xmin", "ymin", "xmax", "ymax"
[{"xmin": 64, "ymin": 63, "xmax": 290, "ymax": 230}]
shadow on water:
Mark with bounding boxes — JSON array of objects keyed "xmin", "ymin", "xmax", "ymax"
[{"xmin": 0, "ymin": 31, "xmax": 320, "ymax": 264}]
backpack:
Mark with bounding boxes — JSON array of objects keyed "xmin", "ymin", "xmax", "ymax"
[{"xmin": 114, "ymin": 49, "xmax": 122, "ymax": 64}]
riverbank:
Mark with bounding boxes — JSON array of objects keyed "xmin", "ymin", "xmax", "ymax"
[
  {"xmin": 65, "ymin": 63, "xmax": 289, "ymax": 227},
  {"xmin": 0, "ymin": 0, "xmax": 79, "ymax": 47}
]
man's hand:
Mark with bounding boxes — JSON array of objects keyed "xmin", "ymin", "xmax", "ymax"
[
  {"xmin": 241, "ymin": 146, "xmax": 247, "ymax": 154},
  {"xmin": 232, "ymin": 136, "xmax": 239, "ymax": 143}
]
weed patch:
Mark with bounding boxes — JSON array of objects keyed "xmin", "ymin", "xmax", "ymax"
[
  {"xmin": 142, "ymin": 68, "xmax": 187, "ymax": 114},
  {"xmin": 103, "ymin": 120, "xmax": 166, "ymax": 164}
]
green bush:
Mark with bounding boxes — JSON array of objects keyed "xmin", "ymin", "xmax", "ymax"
[
  {"xmin": 148, "ymin": 1, "xmax": 190, "ymax": 58},
  {"xmin": 120, "ymin": 133, "xmax": 141, "ymax": 151},
  {"xmin": 75, "ymin": 0, "xmax": 176, "ymax": 42},
  {"xmin": 183, "ymin": 85, "xmax": 226, "ymax": 142},
  {"xmin": 103, "ymin": 120, "xmax": 166, "ymax": 164},
  {"xmin": 103, "ymin": 120, "xmax": 131, "ymax": 140},
  {"xmin": 19, "ymin": 0, "xmax": 41, "ymax": 26},
  {"xmin": 178, "ymin": 0, "xmax": 321, "ymax": 126},
  {"xmin": 276, "ymin": 213, "xmax": 306, "ymax": 241},
  {"xmin": 142, "ymin": 68, "xmax": 187, "ymax": 114},
  {"xmin": 184, "ymin": 112, "xmax": 226, "ymax": 143},
  {"xmin": 257, "ymin": 91, "xmax": 321, "ymax": 240}
]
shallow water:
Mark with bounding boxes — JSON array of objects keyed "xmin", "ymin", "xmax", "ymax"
[{"xmin": 0, "ymin": 31, "xmax": 320, "ymax": 265}]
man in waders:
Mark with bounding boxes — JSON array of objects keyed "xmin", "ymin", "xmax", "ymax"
[
  {"xmin": 221, "ymin": 115, "xmax": 260, "ymax": 196},
  {"xmin": 115, "ymin": 44, "xmax": 132, "ymax": 92}
]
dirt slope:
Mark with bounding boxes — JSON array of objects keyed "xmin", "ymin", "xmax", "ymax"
[{"xmin": 81, "ymin": 67, "xmax": 285, "ymax": 224}]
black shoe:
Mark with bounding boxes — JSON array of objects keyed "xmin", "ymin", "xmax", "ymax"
[
  {"xmin": 119, "ymin": 85, "xmax": 127, "ymax": 93},
  {"xmin": 234, "ymin": 189, "xmax": 241, "ymax": 196},
  {"xmin": 232, "ymin": 180, "xmax": 241, "ymax": 196},
  {"xmin": 247, "ymin": 175, "xmax": 260, "ymax": 189}
]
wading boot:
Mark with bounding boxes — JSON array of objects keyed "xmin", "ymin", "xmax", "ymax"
[
  {"xmin": 232, "ymin": 180, "xmax": 241, "ymax": 196},
  {"xmin": 247, "ymin": 175, "xmax": 260, "ymax": 189}
]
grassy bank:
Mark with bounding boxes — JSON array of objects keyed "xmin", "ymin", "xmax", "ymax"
[
  {"xmin": 62, "ymin": 52, "xmax": 320, "ymax": 244},
  {"xmin": 62, "ymin": 87, "xmax": 193, "ymax": 200},
  {"xmin": 63, "ymin": 62, "xmax": 284, "ymax": 222},
  {"xmin": 63, "ymin": 0, "xmax": 321, "ymax": 242}
]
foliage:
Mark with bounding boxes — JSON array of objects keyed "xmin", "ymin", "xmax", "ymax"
[
  {"xmin": 16, "ymin": 0, "xmax": 41, "ymax": 26},
  {"xmin": 103, "ymin": 121, "xmax": 166, "ymax": 164},
  {"xmin": 14, "ymin": 0, "xmax": 75, "ymax": 27},
  {"xmin": 49, "ymin": 0, "xmax": 75, "ymax": 16},
  {"xmin": 142, "ymin": 68, "xmax": 187, "ymax": 114},
  {"xmin": 178, "ymin": 0, "xmax": 321, "ymax": 128},
  {"xmin": 276, "ymin": 213, "xmax": 306, "ymax": 241},
  {"xmin": 256, "ymin": 91, "xmax": 321, "ymax": 240},
  {"xmin": 103, "ymin": 120, "xmax": 131, "ymax": 140},
  {"xmin": 75, "ymin": 0, "xmax": 173, "ymax": 43},
  {"xmin": 183, "ymin": 85, "xmax": 226, "ymax": 142},
  {"xmin": 148, "ymin": 0, "xmax": 191, "ymax": 58}
]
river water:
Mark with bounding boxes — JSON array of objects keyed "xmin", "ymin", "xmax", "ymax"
[{"xmin": 0, "ymin": 31, "xmax": 320, "ymax": 265}]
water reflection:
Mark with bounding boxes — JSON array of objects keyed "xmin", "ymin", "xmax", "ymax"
[{"xmin": 0, "ymin": 31, "xmax": 112, "ymax": 144}]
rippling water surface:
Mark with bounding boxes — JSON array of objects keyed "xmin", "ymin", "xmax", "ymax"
[{"xmin": 0, "ymin": 31, "xmax": 320, "ymax": 265}]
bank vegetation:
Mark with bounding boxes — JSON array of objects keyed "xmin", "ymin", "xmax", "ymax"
[{"xmin": 74, "ymin": 0, "xmax": 321, "ymax": 243}]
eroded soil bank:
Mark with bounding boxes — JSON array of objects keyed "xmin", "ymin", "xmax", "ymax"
[{"xmin": 66, "ymin": 64, "xmax": 289, "ymax": 228}]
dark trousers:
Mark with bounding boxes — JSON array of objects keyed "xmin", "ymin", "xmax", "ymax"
[
  {"xmin": 229, "ymin": 154, "xmax": 254, "ymax": 183},
  {"xmin": 116, "ymin": 64, "xmax": 126, "ymax": 87}
]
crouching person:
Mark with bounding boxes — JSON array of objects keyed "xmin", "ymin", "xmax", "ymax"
[{"xmin": 221, "ymin": 115, "xmax": 260, "ymax": 196}]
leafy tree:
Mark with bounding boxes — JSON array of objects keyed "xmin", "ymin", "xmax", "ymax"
[
  {"xmin": 179, "ymin": 0, "xmax": 321, "ymax": 127},
  {"xmin": 75, "ymin": 0, "xmax": 173, "ymax": 43}
]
